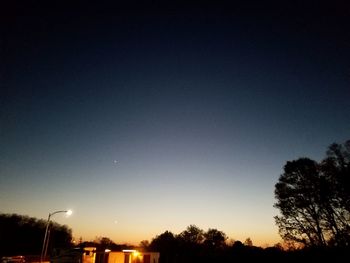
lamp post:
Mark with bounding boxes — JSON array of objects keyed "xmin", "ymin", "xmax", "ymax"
[{"xmin": 40, "ymin": 210, "xmax": 72, "ymax": 263}]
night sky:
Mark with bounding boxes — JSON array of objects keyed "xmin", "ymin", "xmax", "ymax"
[{"xmin": 1, "ymin": 1, "xmax": 350, "ymax": 246}]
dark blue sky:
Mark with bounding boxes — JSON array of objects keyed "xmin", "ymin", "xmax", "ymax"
[{"xmin": 1, "ymin": 1, "xmax": 350, "ymax": 245}]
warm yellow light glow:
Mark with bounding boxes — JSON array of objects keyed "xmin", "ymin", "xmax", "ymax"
[
  {"xmin": 122, "ymin": 250, "xmax": 141, "ymax": 259},
  {"xmin": 66, "ymin": 210, "xmax": 73, "ymax": 216},
  {"xmin": 122, "ymin": 250, "xmax": 136, "ymax": 253},
  {"xmin": 105, "ymin": 249, "xmax": 111, "ymax": 253}
]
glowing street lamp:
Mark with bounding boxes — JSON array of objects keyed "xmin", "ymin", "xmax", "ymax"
[{"xmin": 40, "ymin": 210, "xmax": 72, "ymax": 262}]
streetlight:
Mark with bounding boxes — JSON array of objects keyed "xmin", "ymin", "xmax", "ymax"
[{"xmin": 40, "ymin": 210, "xmax": 72, "ymax": 262}]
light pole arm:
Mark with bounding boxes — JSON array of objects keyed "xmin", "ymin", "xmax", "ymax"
[{"xmin": 49, "ymin": 210, "xmax": 68, "ymax": 217}]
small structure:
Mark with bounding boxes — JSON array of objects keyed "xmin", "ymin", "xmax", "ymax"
[
  {"xmin": 50, "ymin": 247, "xmax": 159, "ymax": 263},
  {"xmin": 107, "ymin": 250, "xmax": 159, "ymax": 263}
]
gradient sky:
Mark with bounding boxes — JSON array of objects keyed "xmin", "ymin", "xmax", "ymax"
[{"xmin": 1, "ymin": 1, "xmax": 350, "ymax": 247}]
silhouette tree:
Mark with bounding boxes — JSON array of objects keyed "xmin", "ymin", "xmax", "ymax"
[
  {"xmin": 321, "ymin": 140, "xmax": 350, "ymax": 246},
  {"xmin": 149, "ymin": 231, "xmax": 178, "ymax": 263},
  {"xmin": 176, "ymin": 225, "xmax": 204, "ymax": 261},
  {"xmin": 274, "ymin": 140, "xmax": 350, "ymax": 248},
  {"xmin": 203, "ymin": 228, "xmax": 227, "ymax": 249},
  {"xmin": 178, "ymin": 225, "xmax": 204, "ymax": 245},
  {"xmin": 274, "ymin": 158, "xmax": 328, "ymax": 246}
]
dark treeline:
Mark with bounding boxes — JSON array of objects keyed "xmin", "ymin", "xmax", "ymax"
[
  {"xmin": 0, "ymin": 213, "xmax": 72, "ymax": 257},
  {"xmin": 144, "ymin": 225, "xmax": 348, "ymax": 263}
]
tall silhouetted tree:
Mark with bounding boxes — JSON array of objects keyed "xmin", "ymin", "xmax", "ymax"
[
  {"xmin": 274, "ymin": 158, "xmax": 326, "ymax": 246},
  {"xmin": 274, "ymin": 140, "xmax": 350, "ymax": 248}
]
